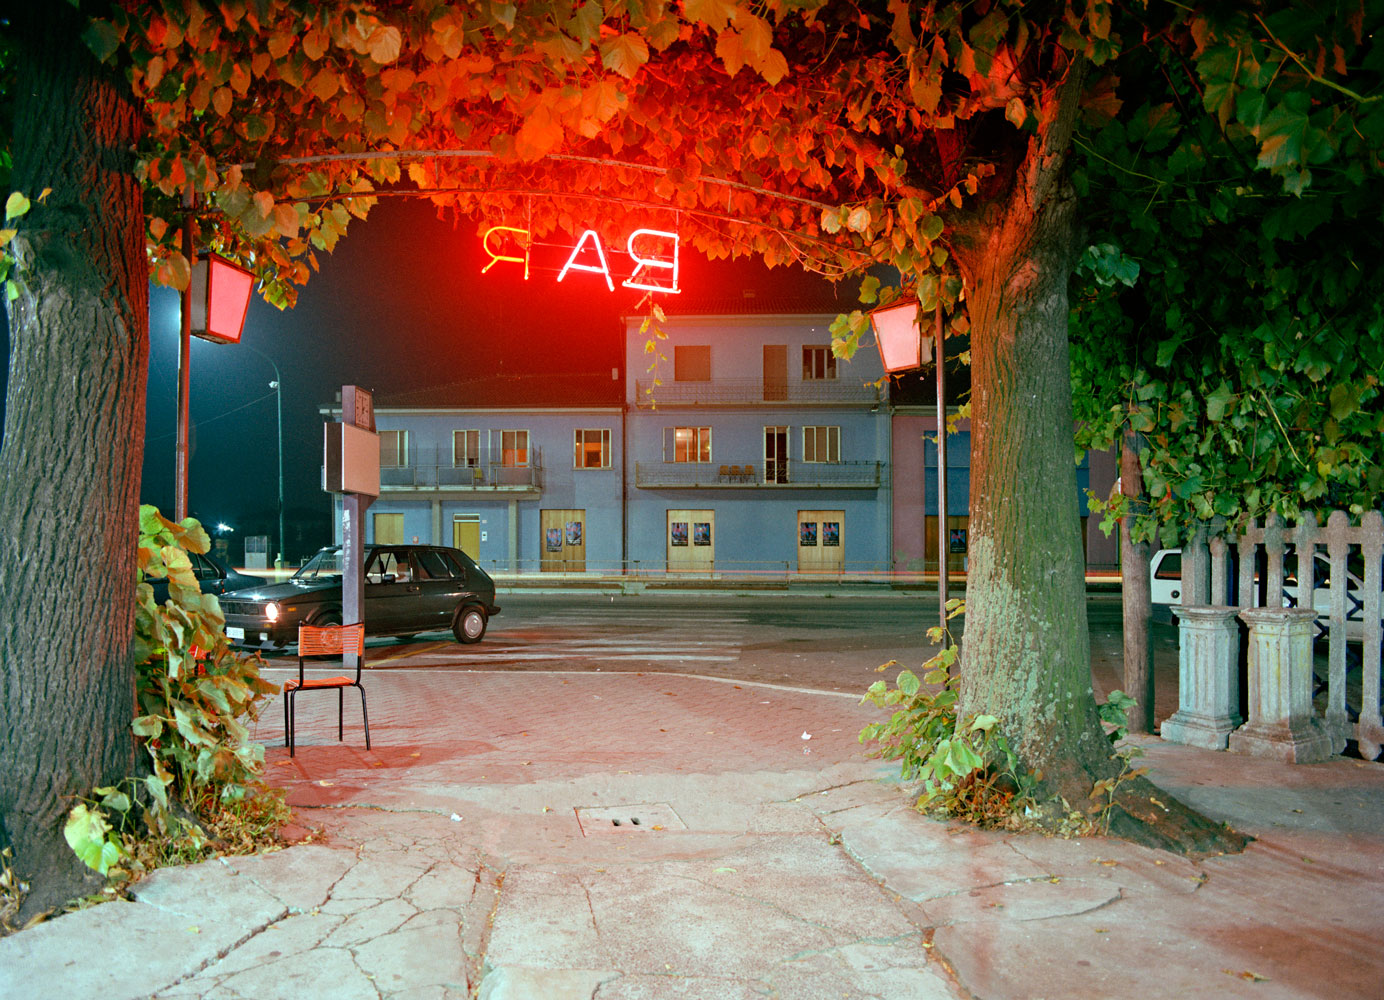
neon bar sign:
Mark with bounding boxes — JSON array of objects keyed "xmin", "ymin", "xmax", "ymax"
[{"xmin": 481, "ymin": 226, "xmax": 681, "ymax": 294}]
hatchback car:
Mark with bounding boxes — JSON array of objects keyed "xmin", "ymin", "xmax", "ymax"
[
  {"xmin": 148, "ymin": 550, "xmax": 266, "ymax": 604},
  {"xmin": 219, "ymin": 544, "xmax": 500, "ymax": 649}
]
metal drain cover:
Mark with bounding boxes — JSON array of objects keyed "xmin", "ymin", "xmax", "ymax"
[{"xmin": 576, "ymin": 802, "xmax": 687, "ymax": 835}]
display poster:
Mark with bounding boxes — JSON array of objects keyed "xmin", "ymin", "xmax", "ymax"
[
  {"xmin": 823, "ymin": 522, "xmax": 840, "ymax": 547},
  {"xmin": 800, "ymin": 522, "xmax": 818, "ymax": 546},
  {"xmin": 545, "ymin": 527, "xmax": 563, "ymax": 552},
  {"xmin": 566, "ymin": 521, "xmax": 583, "ymax": 546},
  {"xmin": 693, "ymin": 522, "xmax": 711, "ymax": 546},
  {"xmin": 670, "ymin": 522, "xmax": 689, "ymax": 546},
  {"xmin": 949, "ymin": 528, "xmax": 969, "ymax": 554}
]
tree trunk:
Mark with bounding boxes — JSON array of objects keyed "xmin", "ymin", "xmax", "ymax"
[
  {"xmin": 1120, "ymin": 430, "xmax": 1156, "ymax": 733},
  {"xmin": 0, "ymin": 4, "xmax": 149, "ymax": 916},
  {"xmin": 951, "ymin": 67, "xmax": 1245, "ymax": 856}
]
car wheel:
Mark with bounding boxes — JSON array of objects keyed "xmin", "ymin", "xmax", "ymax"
[{"xmin": 454, "ymin": 605, "xmax": 487, "ymax": 644}]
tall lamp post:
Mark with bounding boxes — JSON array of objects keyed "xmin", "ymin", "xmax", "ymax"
[
  {"xmin": 175, "ymin": 240, "xmax": 256, "ymax": 520},
  {"xmin": 243, "ymin": 344, "xmax": 286, "ymax": 569},
  {"xmin": 870, "ymin": 298, "xmax": 949, "ymax": 632}
]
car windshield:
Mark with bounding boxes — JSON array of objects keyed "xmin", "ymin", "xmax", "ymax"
[{"xmin": 294, "ymin": 548, "xmax": 346, "ymax": 579}]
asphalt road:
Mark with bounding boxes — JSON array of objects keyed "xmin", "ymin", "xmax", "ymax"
[{"xmin": 262, "ymin": 592, "xmax": 1180, "ymax": 711}]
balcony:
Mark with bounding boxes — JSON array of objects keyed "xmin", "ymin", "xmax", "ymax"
[
  {"xmin": 634, "ymin": 460, "xmax": 881, "ymax": 489},
  {"xmin": 374, "ymin": 446, "xmax": 544, "ymax": 492},
  {"xmin": 634, "ymin": 377, "xmax": 882, "ymax": 407}
]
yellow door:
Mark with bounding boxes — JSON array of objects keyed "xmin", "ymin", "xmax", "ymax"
[
  {"xmin": 667, "ymin": 509, "xmax": 714, "ymax": 573},
  {"xmin": 924, "ymin": 515, "xmax": 969, "ymax": 578},
  {"xmin": 373, "ymin": 512, "xmax": 404, "ymax": 544},
  {"xmin": 798, "ymin": 510, "xmax": 844, "ymax": 574},
  {"xmin": 540, "ymin": 509, "xmax": 586, "ymax": 572},
  {"xmin": 452, "ymin": 514, "xmax": 480, "ymax": 559}
]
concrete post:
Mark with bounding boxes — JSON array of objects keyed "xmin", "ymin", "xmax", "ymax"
[
  {"xmin": 1228, "ymin": 607, "xmax": 1334, "ymax": 763},
  {"xmin": 1161, "ymin": 606, "xmax": 1243, "ymax": 750}
]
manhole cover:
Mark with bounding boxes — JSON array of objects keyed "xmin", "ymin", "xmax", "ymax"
[{"xmin": 575, "ymin": 802, "xmax": 687, "ymax": 835}]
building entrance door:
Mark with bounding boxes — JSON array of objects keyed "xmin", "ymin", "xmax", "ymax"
[
  {"xmin": 540, "ymin": 509, "xmax": 586, "ymax": 572},
  {"xmin": 797, "ymin": 510, "xmax": 844, "ymax": 574},
  {"xmin": 452, "ymin": 514, "xmax": 480, "ymax": 560},
  {"xmin": 666, "ymin": 509, "xmax": 714, "ymax": 573}
]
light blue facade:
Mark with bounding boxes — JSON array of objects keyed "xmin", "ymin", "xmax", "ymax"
[{"xmin": 344, "ymin": 309, "xmax": 1117, "ymax": 577}]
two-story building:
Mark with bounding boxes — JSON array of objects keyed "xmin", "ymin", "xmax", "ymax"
[{"xmin": 329, "ymin": 299, "xmax": 1116, "ymax": 578}]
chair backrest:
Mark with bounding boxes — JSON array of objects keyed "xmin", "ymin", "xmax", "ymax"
[
  {"xmin": 742, "ymin": 463, "xmax": 754, "ymax": 479},
  {"xmin": 298, "ymin": 623, "xmax": 365, "ymax": 682}
]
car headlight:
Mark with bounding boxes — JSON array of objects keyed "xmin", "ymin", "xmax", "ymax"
[{"xmin": 265, "ymin": 602, "xmax": 280, "ymax": 623}]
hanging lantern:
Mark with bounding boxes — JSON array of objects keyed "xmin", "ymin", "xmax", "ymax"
[
  {"xmin": 869, "ymin": 298, "xmax": 931, "ymax": 374},
  {"xmin": 189, "ymin": 253, "xmax": 255, "ymax": 344}
]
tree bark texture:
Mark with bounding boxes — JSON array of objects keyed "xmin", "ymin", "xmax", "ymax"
[
  {"xmin": 953, "ymin": 66, "xmax": 1110, "ymax": 796},
  {"xmin": 949, "ymin": 66, "xmax": 1244, "ymax": 856},
  {"xmin": 0, "ymin": 4, "xmax": 149, "ymax": 913},
  {"xmin": 1120, "ymin": 431, "xmax": 1156, "ymax": 734}
]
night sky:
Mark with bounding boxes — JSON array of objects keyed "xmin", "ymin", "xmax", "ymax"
[{"xmin": 2, "ymin": 198, "xmax": 847, "ymax": 560}]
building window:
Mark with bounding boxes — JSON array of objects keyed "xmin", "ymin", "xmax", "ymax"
[
  {"xmin": 501, "ymin": 430, "xmax": 529, "ymax": 467},
  {"xmin": 802, "ymin": 346, "xmax": 837, "ymax": 380},
  {"xmin": 379, "ymin": 430, "xmax": 408, "ymax": 467},
  {"xmin": 674, "ymin": 345, "xmax": 711, "ymax": 382},
  {"xmin": 453, "ymin": 430, "xmax": 480, "ymax": 467},
  {"xmin": 802, "ymin": 426, "xmax": 840, "ymax": 463},
  {"xmin": 672, "ymin": 426, "xmax": 712, "ymax": 463},
  {"xmin": 574, "ymin": 429, "xmax": 611, "ymax": 469}
]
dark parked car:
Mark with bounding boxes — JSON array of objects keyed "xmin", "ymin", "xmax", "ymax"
[
  {"xmin": 148, "ymin": 550, "xmax": 266, "ymax": 604},
  {"xmin": 219, "ymin": 544, "xmax": 500, "ymax": 649}
]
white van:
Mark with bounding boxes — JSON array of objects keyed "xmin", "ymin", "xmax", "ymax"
[{"xmin": 1149, "ymin": 547, "xmax": 1379, "ymax": 641}]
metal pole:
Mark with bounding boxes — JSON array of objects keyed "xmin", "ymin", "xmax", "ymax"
[
  {"xmin": 935, "ymin": 302, "xmax": 948, "ymax": 633},
  {"xmin": 274, "ymin": 373, "xmax": 284, "ymax": 567},
  {"xmin": 175, "ymin": 198, "xmax": 195, "ymax": 520}
]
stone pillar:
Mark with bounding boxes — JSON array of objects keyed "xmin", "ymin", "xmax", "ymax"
[
  {"xmin": 1161, "ymin": 606, "xmax": 1243, "ymax": 750},
  {"xmin": 1228, "ymin": 608, "xmax": 1334, "ymax": 763}
]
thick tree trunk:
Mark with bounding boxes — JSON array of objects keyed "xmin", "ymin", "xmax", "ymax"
[
  {"xmin": 1120, "ymin": 431, "xmax": 1156, "ymax": 733},
  {"xmin": 0, "ymin": 4, "xmax": 149, "ymax": 915},
  {"xmin": 951, "ymin": 67, "xmax": 1244, "ymax": 856}
]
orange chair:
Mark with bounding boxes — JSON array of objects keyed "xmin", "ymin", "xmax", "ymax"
[{"xmin": 284, "ymin": 623, "xmax": 369, "ymax": 756}]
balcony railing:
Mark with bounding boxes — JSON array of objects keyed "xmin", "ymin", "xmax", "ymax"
[
  {"xmin": 634, "ymin": 377, "xmax": 882, "ymax": 407},
  {"xmin": 374, "ymin": 446, "xmax": 544, "ymax": 491},
  {"xmin": 634, "ymin": 460, "xmax": 881, "ymax": 489}
]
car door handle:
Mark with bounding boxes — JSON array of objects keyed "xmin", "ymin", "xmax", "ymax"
[{"xmin": 406, "ymin": 585, "xmax": 421, "ymax": 593}]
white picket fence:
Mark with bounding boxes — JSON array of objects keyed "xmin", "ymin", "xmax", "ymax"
[{"xmin": 1168, "ymin": 510, "xmax": 1383, "ymax": 761}]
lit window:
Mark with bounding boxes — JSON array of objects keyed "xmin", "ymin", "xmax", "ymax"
[
  {"xmin": 501, "ymin": 430, "xmax": 529, "ymax": 467},
  {"xmin": 674, "ymin": 345, "xmax": 711, "ymax": 381},
  {"xmin": 453, "ymin": 430, "xmax": 480, "ymax": 467},
  {"xmin": 574, "ymin": 429, "xmax": 611, "ymax": 469},
  {"xmin": 802, "ymin": 346, "xmax": 837, "ymax": 380},
  {"xmin": 673, "ymin": 426, "xmax": 712, "ymax": 463},
  {"xmin": 802, "ymin": 426, "xmax": 840, "ymax": 463},
  {"xmin": 379, "ymin": 430, "xmax": 408, "ymax": 468}
]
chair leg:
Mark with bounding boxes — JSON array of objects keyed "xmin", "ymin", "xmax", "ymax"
[
  {"xmin": 357, "ymin": 685, "xmax": 370, "ymax": 750},
  {"xmin": 337, "ymin": 687, "xmax": 345, "ymax": 742},
  {"xmin": 285, "ymin": 690, "xmax": 296, "ymax": 757}
]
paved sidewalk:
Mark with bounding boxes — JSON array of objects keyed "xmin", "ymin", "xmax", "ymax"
[{"xmin": 3, "ymin": 667, "xmax": 1382, "ymax": 999}]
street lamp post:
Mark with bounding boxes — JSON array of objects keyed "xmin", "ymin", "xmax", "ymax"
[
  {"xmin": 870, "ymin": 297, "xmax": 949, "ymax": 633},
  {"xmin": 244, "ymin": 344, "xmax": 286, "ymax": 569}
]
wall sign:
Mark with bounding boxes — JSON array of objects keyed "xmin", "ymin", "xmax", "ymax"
[{"xmin": 482, "ymin": 226, "xmax": 681, "ymax": 294}]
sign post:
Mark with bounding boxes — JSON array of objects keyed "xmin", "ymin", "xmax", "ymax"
[{"xmin": 324, "ymin": 385, "xmax": 378, "ymax": 671}]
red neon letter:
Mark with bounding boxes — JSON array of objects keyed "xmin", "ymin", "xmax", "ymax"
[
  {"xmin": 557, "ymin": 230, "xmax": 614, "ymax": 291},
  {"xmin": 623, "ymin": 229, "xmax": 681, "ymax": 294},
  {"xmin": 481, "ymin": 226, "xmax": 530, "ymax": 278}
]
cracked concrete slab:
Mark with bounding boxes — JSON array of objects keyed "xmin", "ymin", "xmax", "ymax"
[{"xmin": 7, "ymin": 670, "xmax": 1384, "ymax": 1000}]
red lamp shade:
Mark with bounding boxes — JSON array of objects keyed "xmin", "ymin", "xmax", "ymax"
[
  {"xmin": 869, "ymin": 298, "xmax": 932, "ymax": 374},
  {"xmin": 189, "ymin": 253, "xmax": 255, "ymax": 344}
]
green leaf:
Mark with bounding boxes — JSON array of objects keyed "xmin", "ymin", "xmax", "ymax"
[
  {"xmin": 4, "ymin": 192, "xmax": 31, "ymax": 221},
  {"xmin": 64, "ymin": 803, "xmax": 122, "ymax": 875},
  {"xmin": 896, "ymin": 670, "xmax": 921, "ymax": 696},
  {"xmin": 82, "ymin": 18, "xmax": 121, "ymax": 63},
  {"xmin": 1205, "ymin": 382, "xmax": 1234, "ymax": 422},
  {"xmin": 599, "ymin": 33, "xmax": 649, "ymax": 79}
]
